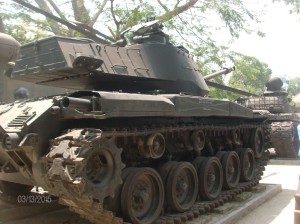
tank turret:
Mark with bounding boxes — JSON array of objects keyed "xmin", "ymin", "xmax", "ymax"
[
  {"xmin": 265, "ymin": 77, "xmax": 283, "ymax": 92},
  {"xmin": 263, "ymin": 77, "xmax": 288, "ymax": 98},
  {"xmin": 9, "ymin": 21, "xmax": 212, "ymax": 96}
]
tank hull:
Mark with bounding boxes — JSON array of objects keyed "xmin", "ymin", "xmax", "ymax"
[{"xmin": 0, "ymin": 91, "xmax": 269, "ymax": 224}]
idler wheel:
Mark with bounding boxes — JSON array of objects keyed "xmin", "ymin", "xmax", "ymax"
[
  {"xmin": 250, "ymin": 127, "xmax": 265, "ymax": 158},
  {"xmin": 193, "ymin": 157, "xmax": 223, "ymax": 200},
  {"xmin": 165, "ymin": 162, "xmax": 198, "ymax": 212},
  {"xmin": 238, "ymin": 148, "xmax": 255, "ymax": 182},
  {"xmin": 220, "ymin": 151, "xmax": 241, "ymax": 189},
  {"xmin": 121, "ymin": 167, "xmax": 164, "ymax": 224}
]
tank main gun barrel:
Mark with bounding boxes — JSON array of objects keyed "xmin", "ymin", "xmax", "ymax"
[
  {"xmin": 204, "ymin": 66, "xmax": 235, "ymax": 81},
  {"xmin": 204, "ymin": 66, "xmax": 258, "ymax": 96}
]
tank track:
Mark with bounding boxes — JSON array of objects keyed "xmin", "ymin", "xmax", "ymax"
[
  {"xmin": 44, "ymin": 122, "xmax": 270, "ymax": 224},
  {"xmin": 271, "ymin": 121, "xmax": 299, "ymax": 158}
]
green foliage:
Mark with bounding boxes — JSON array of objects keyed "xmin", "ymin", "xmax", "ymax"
[
  {"xmin": 2, "ymin": 1, "xmax": 261, "ymax": 44},
  {"xmin": 0, "ymin": 1, "xmax": 63, "ymax": 43},
  {"xmin": 288, "ymin": 77, "xmax": 300, "ymax": 96},
  {"xmin": 274, "ymin": 0, "xmax": 300, "ymax": 13},
  {"xmin": 207, "ymin": 52, "xmax": 272, "ymax": 100},
  {"xmin": 194, "ymin": 44, "xmax": 230, "ymax": 74},
  {"xmin": 228, "ymin": 52, "xmax": 272, "ymax": 95},
  {"xmin": 116, "ymin": 3, "xmax": 155, "ymax": 29},
  {"xmin": 105, "ymin": 2, "xmax": 156, "ymax": 39},
  {"xmin": 207, "ymin": 76, "xmax": 238, "ymax": 100}
]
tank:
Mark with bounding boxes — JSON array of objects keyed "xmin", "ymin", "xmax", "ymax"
[
  {"xmin": 0, "ymin": 21, "xmax": 270, "ymax": 224},
  {"xmin": 236, "ymin": 77, "xmax": 300, "ymax": 158}
]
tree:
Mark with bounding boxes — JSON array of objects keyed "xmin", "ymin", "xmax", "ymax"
[
  {"xmin": 1, "ymin": 1, "xmax": 261, "ymax": 48},
  {"xmin": 0, "ymin": 17, "xmax": 5, "ymax": 32},
  {"xmin": 207, "ymin": 76, "xmax": 237, "ymax": 100},
  {"xmin": 228, "ymin": 52, "xmax": 272, "ymax": 96},
  {"xmin": 274, "ymin": 0, "xmax": 300, "ymax": 13},
  {"xmin": 204, "ymin": 52, "xmax": 272, "ymax": 99},
  {"xmin": 288, "ymin": 77, "xmax": 300, "ymax": 96}
]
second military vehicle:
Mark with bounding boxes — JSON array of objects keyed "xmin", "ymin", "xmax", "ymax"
[
  {"xmin": 236, "ymin": 77, "xmax": 300, "ymax": 158},
  {"xmin": 0, "ymin": 21, "xmax": 269, "ymax": 224}
]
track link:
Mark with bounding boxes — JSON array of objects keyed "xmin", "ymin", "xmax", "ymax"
[{"xmin": 44, "ymin": 122, "xmax": 270, "ymax": 224}]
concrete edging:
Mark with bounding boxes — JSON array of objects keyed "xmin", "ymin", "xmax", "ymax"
[{"xmin": 188, "ymin": 184, "xmax": 282, "ymax": 224}]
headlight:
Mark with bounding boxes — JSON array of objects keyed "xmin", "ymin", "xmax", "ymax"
[{"xmin": 3, "ymin": 133, "xmax": 20, "ymax": 150}]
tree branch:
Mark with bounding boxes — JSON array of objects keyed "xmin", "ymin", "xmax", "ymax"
[
  {"xmin": 157, "ymin": 0, "xmax": 169, "ymax": 12},
  {"xmin": 71, "ymin": 0, "xmax": 91, "ymax": 25},
  {"xmin": 90, "ymin": 0, "xmax": 109, "ymax": 27},
  {"xmin": 110, "ymin": 0, "xmax": 121, "ymax": 40},
  {"xmin": 46, "ymin": 0, "xmax": 66, "ymax": 20},
  {"xmin": 177, "ymin": 14, "xmax": 208, "ymax": 44},
  {"xmin": 158, "ymin": 0, "xmax": 199, "ymax": 22},
  {"xmin": 13, "ymin": 0, "xmax": 110, "ymax": 43},
  {"xmin": 46, "ymin": 0, "xmax": 74, "ymax": 35},
  {"xmin": 107, "ymin": 26, "xmax": 117, "ymax": 39},
  {"xmin": 0, "ymin": 17, "xmax": 5, "ymax": 33},
  {"xmin": 34, "ymin": 0, "xmax": 64, "ymax": 35}
]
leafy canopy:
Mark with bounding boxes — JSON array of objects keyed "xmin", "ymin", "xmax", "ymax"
[{"xmin": 288, "ymin": 77, "xmax": 300, "ymax": 96}]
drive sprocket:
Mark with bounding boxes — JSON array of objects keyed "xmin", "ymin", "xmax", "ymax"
[{"xmin": 45, "ymin": 128, "xmax": 125, "ymax": 204}]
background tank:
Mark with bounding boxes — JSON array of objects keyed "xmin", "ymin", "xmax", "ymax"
[
  {"xmin": 236, "ymin": 77, "xmax": 300, "ymax": 158},
  {"xmin": 0, "ymin": 21, "xmax": 270, "ymax": 224}
]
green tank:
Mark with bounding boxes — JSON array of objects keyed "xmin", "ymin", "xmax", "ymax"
[
  {"xmin": 236, "ymin": 77, "xmax": 300, "ymax": 158},
  {"xmin": 0, "ymin": 21, "xmax": 269, "ymax": 224}
]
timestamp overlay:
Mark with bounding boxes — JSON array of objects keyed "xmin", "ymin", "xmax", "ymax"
[{"xmin": 17, "ymin": 194, "xmax": 52, "ymax": 204}]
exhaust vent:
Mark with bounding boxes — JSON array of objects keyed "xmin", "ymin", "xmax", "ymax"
[{"xmin": 7, "ymin": 115, "xmax": 33, "ymax": 127}]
